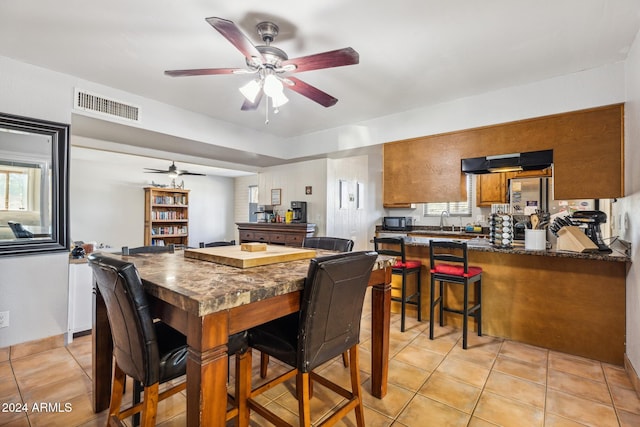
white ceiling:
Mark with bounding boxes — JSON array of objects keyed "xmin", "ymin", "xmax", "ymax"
[{"xmin": 1, "ymin": 1, "xmax": 640, "ymax": 173}]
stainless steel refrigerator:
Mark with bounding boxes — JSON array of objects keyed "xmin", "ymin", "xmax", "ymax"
[
  {"xmin": 509, "ymin": 177, "xmax": 594, "ymax": 216},
  {"xmin": 509, "ymin": 177, "xmax": 549, "ymax": 215}
]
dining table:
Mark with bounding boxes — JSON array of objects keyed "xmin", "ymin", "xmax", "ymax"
[{"xmin": 91, "ymin": 247, "xmax": 394, "ymax": 427}]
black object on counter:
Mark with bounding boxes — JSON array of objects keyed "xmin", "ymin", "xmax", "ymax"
[{"xmin": 71, "ymin": 245, "xmax": 86, "ymax": 259}]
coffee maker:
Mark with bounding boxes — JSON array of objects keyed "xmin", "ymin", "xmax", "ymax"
[
  {"xmin": 570, "ymin": 210, "xmax": 612, "ymax": 253},
  {"xmin": 290, "ymin": 201, "xmax": 307, "ymax": 223}
]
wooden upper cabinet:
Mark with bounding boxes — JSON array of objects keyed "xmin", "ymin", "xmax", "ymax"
[
  {"xmin": 476, "ymin": 173, "xmax": 508, "ymax": 206},
  {"xmin": 382, "ymin": 104, "xmax": 623, "ymax": 204},
  {"xmin": 383, "ymin": 139, "xmax": 467, "ymax": 204}
]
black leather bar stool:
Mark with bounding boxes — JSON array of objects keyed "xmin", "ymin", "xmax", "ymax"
[
  {"xmin": 428, "ymin": 240, "xmax": 483, "ymax": 349},
  {"xmin": 374, "ymin": 236, "xmax": 422, "ymax": 332}
]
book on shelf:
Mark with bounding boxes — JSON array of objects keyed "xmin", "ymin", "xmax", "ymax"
[
  {"xmin": 153, "ymin": 195, "xmax": 187, "ymax": 205},
  {"xmin": 151, "ymin": 225, "xmax": 188, "ymax": 236},
  {"xmin": 151, "ymin": 210, "xmax": 186, "ymax": 220}
]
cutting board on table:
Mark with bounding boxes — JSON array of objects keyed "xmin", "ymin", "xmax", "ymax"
[{"xmin": 184, "ymin": 244, "xmax": 316, "ymax": 268}]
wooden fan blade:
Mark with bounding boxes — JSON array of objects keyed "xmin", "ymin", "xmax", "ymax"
[
  {"xmin": 205, "ymin": 17, "xmax": 264, "ymax": 61},
  {"xmin": 241, "ymin": 91, "xmax": 263, "ymax": 111},
  {"xmin": 144, "ymin": 168, "xmax": 168, "ymax": 173},
  {"xmin": 179, "ymin": 172, "xmax": 206, "ymax": 176},
  {"xmin": 164, "ymin": 68, "xmax": 244, "ymax": 77},
  {"xmin": 286, "ymin": 77, "xmax": 338, "ymax": 107},
  {"xmin": 282, "ymin": 47, "xmax": 359, "ymax": 73}
]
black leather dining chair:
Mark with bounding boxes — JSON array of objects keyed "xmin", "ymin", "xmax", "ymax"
[
  {"xmin": 258, "ymin": 236, "xmax": 356, "ymax": 379},
  {"xmin": 244, "ymin": 251, "xmax": 378, "ymax": 427},
  {"xmin": 88, "ymin": 253, "xmax": 249, "ymax": 426},
  {"xmin": 121, "ymin": 244, "xmax": 175, "ymax": 255},
  {"xmin": 199, "ymin": 240, "xmax": 236, "ymax": 247},
  {"xmin": 302, "ymin": 236, "xmax": 354, "ymax": 252},
  {"xmin": 8, "ymin": 221, "xmax": 34, "ymax": 238},
  {"xmin": 88, "ymin": 253, "xmax": 187, "ymax": 426}
]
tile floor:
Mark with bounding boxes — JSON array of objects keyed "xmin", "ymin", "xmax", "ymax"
[{"xmin": 2, "ymin": 292, "xmax": 640, "ymax": 426}]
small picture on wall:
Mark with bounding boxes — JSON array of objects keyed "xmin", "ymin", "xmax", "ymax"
[
  {"xmin": 305, "ymin": 186, "xmax": 312, "ymax": 195},
  {"xmin": 271, "ymin": 188, "xmax": 281, "ymax": 205}
]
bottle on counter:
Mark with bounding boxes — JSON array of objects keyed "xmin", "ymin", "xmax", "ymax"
[{"xmin": 285, "ymin": 209, "xmax": 293, "ymax": 224}]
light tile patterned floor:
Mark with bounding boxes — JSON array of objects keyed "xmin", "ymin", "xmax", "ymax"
[{"xmin": 2, "ymin": 291, "xmax": 640, "ymax": 426}]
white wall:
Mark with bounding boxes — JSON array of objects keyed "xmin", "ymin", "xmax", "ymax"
[
  {"xmin": 616, "ymin": 27, "xmax": 640, "ymax": 376},
  {"xmin": 70, "ymin": 147, "xmax": 236, "ymax": 248},
  {"xmin": 0, "ymin": 59, "xmax": 73, "ymax": 348},
  {"xmin": 234, "ymin": 174, "xmax": 259, "ymax": 234},
  {"xmin": 256, "ymin": 159, "xmax": 328, "ymax": 235}
]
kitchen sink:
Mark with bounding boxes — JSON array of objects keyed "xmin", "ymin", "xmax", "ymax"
[{"xmin": 409, "ymin": 230, "xmax": 467, "ymax": 235}]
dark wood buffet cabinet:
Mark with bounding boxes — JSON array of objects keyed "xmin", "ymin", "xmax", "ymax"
[{"xmin": 236, "ymin": 222, "xmax": 316, "ymax": 247}]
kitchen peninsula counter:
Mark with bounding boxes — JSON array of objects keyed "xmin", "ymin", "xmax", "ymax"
[
  {"xmin": 404, "ymin": 236, "xmax": 630, "ymax": 263},
  {"xmin": 392, "ymin": 236, "xmax": 630, "ymax": 364}
]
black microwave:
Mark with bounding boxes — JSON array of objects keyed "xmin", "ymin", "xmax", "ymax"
[{"xmin": 382, "ymin": 216, "xmax": 412, "ymax": 231}]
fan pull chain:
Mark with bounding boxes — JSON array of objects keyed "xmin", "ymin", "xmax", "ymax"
[{"xmin": 265, "ymin": 95, "xmax": 270, "ymax": 124}]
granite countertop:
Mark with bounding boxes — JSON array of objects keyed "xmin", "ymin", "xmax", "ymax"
[
  {"xmin": 93, "ymin": 250, "xmax": 394, "ymax": 317},
  {"xmin": 376, "ymin": 225, "xmax": 489, "ymax": 238},
  {"xmin": 403, "ymin": 236, "xmax": 630, "ymax": 263}
]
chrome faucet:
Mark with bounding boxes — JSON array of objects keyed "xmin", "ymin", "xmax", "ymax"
[{"xmin": 440, "ymin": 210, "xmax": 450, "ymax": 230}]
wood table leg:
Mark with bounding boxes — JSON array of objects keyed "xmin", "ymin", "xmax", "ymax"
[
  {"xmin": 186, "ymin": 311, "xmax": 230, "ymax": 427},
  {"xmin": 92, "ymin": 287, "xmax": 113, "ymax": 413},
  {"xmin": 370, "ymin": 267, "xmax": 391, "ymax": 398}
]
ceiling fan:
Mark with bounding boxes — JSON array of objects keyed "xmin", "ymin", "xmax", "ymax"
[
  {"xmin": 164, "ymin": 17, "xmax": 359, "ymax": 116},
  {"xmin": 144, "ymin": 161, "xmax": 205, "ymax": 178}
]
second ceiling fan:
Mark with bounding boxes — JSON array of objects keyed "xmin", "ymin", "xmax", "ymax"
[{"xmin": 164, "ymin": 17, "xmax": 359, "ymax": 112}]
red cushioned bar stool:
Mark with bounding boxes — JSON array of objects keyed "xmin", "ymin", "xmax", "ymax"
[
  {"xmin": 374, "ymin": 237, "xmax": 422, "ymax": 332},
  {"xmin": 429, "ymin": 240, "xmax": 483, "ymax": 349}
]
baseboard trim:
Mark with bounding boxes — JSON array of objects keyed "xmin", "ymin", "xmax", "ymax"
[
  {"xmin": 1, "ymin": 334, "xmax": 66, "ymax": 361},
  {"xmin": 624, "ymin": 353, "xmax": 640, "ymax": 398}
]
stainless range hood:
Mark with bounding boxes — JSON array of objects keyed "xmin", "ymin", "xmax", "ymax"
[{"xmin": 461, "ymin": 149, "xmax": 553, "ymax": 174}]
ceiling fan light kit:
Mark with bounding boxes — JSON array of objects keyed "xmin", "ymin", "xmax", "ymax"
[
  {"xmin": 239, "ymin": 79, "xmax": 262, "ymax": 103},
  {"xmin": 164, "ymin": 17, "xmax": 359, "ymax": 123}
]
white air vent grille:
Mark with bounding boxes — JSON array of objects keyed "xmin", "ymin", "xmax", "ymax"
[{"xmin": 74, "ymin": 89, "xmax": 140, "ymax": 122}]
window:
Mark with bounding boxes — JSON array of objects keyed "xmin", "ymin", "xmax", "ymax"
[
  {"xmin": 0, "ymin": 169, "xmax": 29, "ymax": 210},
  {"xmin": 423, "ymin": 174, "xmax": 472, "ymax": 217}
]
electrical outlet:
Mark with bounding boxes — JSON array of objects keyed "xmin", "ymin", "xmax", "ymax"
[{"xmin": 0, "ymin": 311, "xmax": 8, "ymax": 328}]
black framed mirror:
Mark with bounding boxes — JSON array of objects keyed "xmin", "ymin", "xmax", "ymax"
[{"xmin": 0, "ymin": 112, "xmax": 69, "ymax": 256}]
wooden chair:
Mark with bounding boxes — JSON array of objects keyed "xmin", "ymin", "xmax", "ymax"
[
  {"xmin": 429, "ymin": 240, "xmax": 483, "ymax": 349},
  {"xmin": 244, "ymin": 251, "xmax": 378, "ymax": 427},
  {"xmin": 374, "ymin": 236, "xmax": 422, "ymax": 332}
]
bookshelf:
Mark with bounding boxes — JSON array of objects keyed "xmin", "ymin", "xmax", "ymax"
[{"xmin": 144, "ymin": 187, "xmax": 189, "ymax": 247}]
